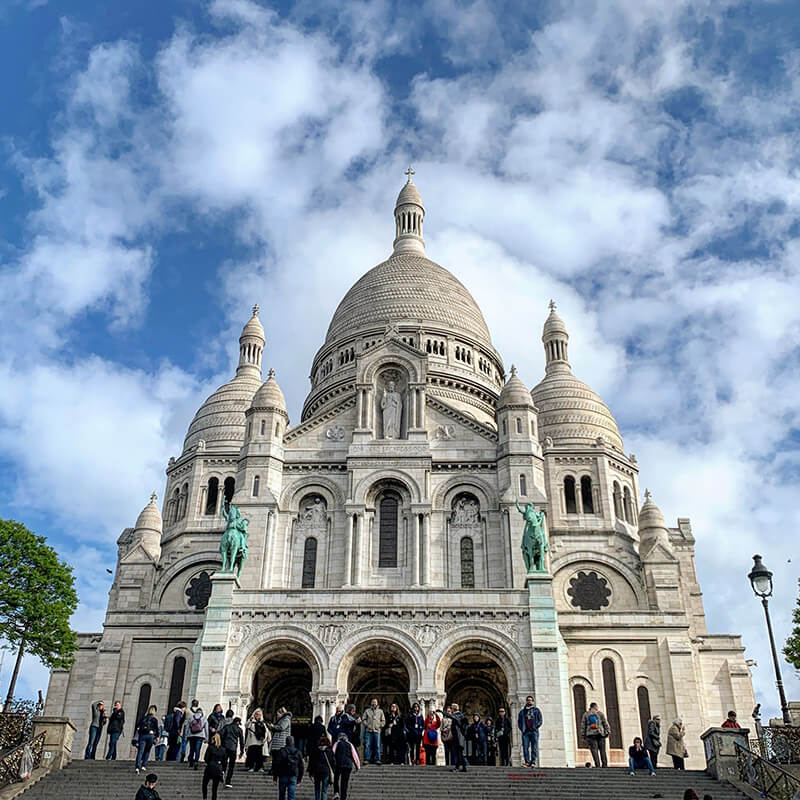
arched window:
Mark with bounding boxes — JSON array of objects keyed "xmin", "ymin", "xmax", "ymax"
[
  {"xmin": 519, "ymin": 474, "xmax": 527, "ymax": 496},
  {"xmin": 378, "ymin": 494, "xmax": 399, "ymax": 568},
  {"xmin": 602, "ymin": 658, "xmax": 622, "ymax": 748},
  {"xmin": 252, "ymin": 475, "xmax": 260, "ymax": 497},
  {"xmin": 564, "ymin": 476, "xmax": 577, "ymax": 514},
  {"xmin": 623, "ymin": 486, "xmax": 633, "ymax": 523},
  {"xmin": 135, "ymin": 683, "xmax": 152, "ymax": 726},
  {"xmin": 167, "ymin": 657, "xmax": 186, "ymax": 710},
  {"xmin": 460, "ymin": 537, "xmax": 475, "ymax": 588},
  {"xmin": 572, "ymin": 684, "xmax": 587, "ymax": 748},
  {"xmin": 302, "ymin": 537, "xmax": 318, "ymax": 589},
  {"xmin": 515, "ymin": 417, "xmax": 522, "ymax": 434},
  {"xmin": 613, "ymin": 481, "xmax": 623, "ymax": 518},
  {"xmin": 223, "ymin": 477, "xmax": 235, "ymax": 506},
  {"xmin": 502, "ymin": 419, "xmax": 507, "ymax": 435},
  {"xmin": 637, "ymin": 686, "xmax": 651, "ymax": 740},
  {"xmin": 581, "ymin": 476, "xmax": 594, "ymax": 514},
  {"xmin": 275, "ymin": 422, "xmax": 280, "ymax": 438},
  {"xmin": 205, "ymin": 477, "xmax": 219, "ymax": 515},
  {"xmin": 171, "ymin": 488, "xmax": 180, "ymax": 524},
  {"xmin": 179, "ymin": 483, "xmax": 188, "ymax": 520},
  {"xmin": 260, "ymin": 419, "xmax": 266, "ymax": 436}
]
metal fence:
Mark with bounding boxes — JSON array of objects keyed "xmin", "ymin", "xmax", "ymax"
[
  {"xmin": 737, "ymin": 741, "xmax": 800, "ymax": 800},
  {"xmin": 0, "ymin": 732, "xmax": 46, "ymax": 788},
  {"xmin": 750, "ymin": 724, "xmax": 800, "ymax": 765}
]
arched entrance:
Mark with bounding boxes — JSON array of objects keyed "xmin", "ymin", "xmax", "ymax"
[
  {"xmin": 346, "ymin": 642, "xmax": 412, "ymax": 714},
  {"xmin": 251, "ymin": 651, "xmax": 313, "ymax": 725},
  {"xmin": 444, "ymin": 643, "xmax": 509, "ymax": 719}
]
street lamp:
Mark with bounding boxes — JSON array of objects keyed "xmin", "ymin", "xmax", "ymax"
[{"xmin": 748, "ymin": 554, "xmax": 791, "ymax": 724}]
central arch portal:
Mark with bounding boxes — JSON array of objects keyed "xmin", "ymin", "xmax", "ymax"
[
  {"xmin": 346, "ymin": 643, "xmax": 411, "ymax": 714},
  {"xmin": 251, "ymin": 652, "xmax": 313, "ymax": 723},
  {"xmin": 444, "ymin": 645, "xmax": 509, "ymax": 719}
]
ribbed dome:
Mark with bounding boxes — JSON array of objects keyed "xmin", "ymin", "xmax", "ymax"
[
  {"xmin": 531, "ymin": 371, "xmax": 623, "ymax": 449},
  {"xmin": 326, "ymin": 253, "xmax": 493, "ymax": 347},
  {"xmin": 250, "ymin": 368, "xmax": 287, "ymax": 413},
  {"xmin": 183, "ymin": 373, "xmax": 262, "ymax": 452},
  {"xmin": 498, "ymin": 366, "xmax": 532, "ymax": 408},
  {"xmin": 241, "ymin": 306, "xmax": 264, "ymax": 339},
  {"xmin": 543, "ymin": 304, "xmax": 568, "ymax": 337},
  {"xmin": 396, "ymin": 180, "xmax": 422, "ymax": 207},
  {"xmin": 134, "ymin": 492, "xmax": 162, "ymax": 534}
]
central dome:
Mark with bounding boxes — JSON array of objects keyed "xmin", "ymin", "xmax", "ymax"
[{"xmin": 325, "ymin": 252, "xmax": 493, "ymax": 348}]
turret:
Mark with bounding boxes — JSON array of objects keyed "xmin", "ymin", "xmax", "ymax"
[
  {"xmin": 638, "ymin": 490, "xmax": 681, "ymax": 611},
  {"xmin": 392, "ymin": 167, "xmax": 425, "ymax": 256},
  {"xmin": 496, "ymin": 365, "xmax": 539, "ymax": 454},
  {"xmin": 236, "ymin": 304, "xmax": 265, "ymax": 378},
  {"xmin": 542, "ymin": 299, "xmax": 570, "ymax": 374},
  {"xmin": 130, "ymin": 492, "xmax": 162, "ymax": 562}
]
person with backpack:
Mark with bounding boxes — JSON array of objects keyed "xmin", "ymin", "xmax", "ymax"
[
  {"xmin": 134, "ymin": 705, "xmax": 160, "ymax": 774},
  {"xmin": 134, "ymin": 772, "xmax": 161, "ymax": 800},
  {"xmin": 208, "ymin": 704, "xmax": 226, "ymax": 737},
  {"xmin": 580, "ymin": 702, "xmax": 611, "ymax": 768},
  {"xmin": 517, "ymin": 695, "xmax": 543, "ymax": 767},
  {"xmin": 405, "ymin": 702, "xmax": 424, "ymax": 765},
  {"xmin": 494, "ymin": 707, "xmax": 512, "ymax": 766},
  {"xmin": 309, "ymin": 734, "xmax": 336, "ymax": 800},
  {"xmin": 105, "ymin": 700, "xmax": 125, "ymax": 760},
  {"xmin": 164, "ymin": 701, "xmax": 186, "ymax": 761},
  {"xmin": 422, "ymin": 709, "xmax": 440, "ymax": 765},
  {"xmin": 202, "ymin": 732, "xmax": 228, "ymax": 800},
  {"xmin": 221, "ymin": 715, "xmax": 244, "ymax": 788},
  {"xmin": 361, "ymin": 699, "xmax": 385, "ymax": 765},
  {"xmin": 269, "ymin": 707, "xmax": 293, "ymax": 767},
  {"xmin": 441, "ymin": 704, "xmax": 467, "ymax": 773},
  {"xmin": 439, "ymin": 705, "xmax": 453, "ymax": 766},
  {"xmin": 184, "ymin": 707, "xmax": 208, "ymax": 769},
  {"xmin": 245, "ymin": 708, "xmax": 270, "ymax": 772},
  {"xmin": 332, "ymin": 731, "xmax": 360, "ymax": 800},
  {"xmin": 84, "ymin": 699, "xmax": 106, "ymax": 759},
  {"xmin": 271, "ymin": 734, "xmax": 304, "ymax": 800}
]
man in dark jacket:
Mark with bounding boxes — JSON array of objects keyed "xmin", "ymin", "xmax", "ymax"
[
  {"xmin": 272, "ymin": 735, "xmax": 304, "ymax": 800},
  {"xmin": 467, "ymin": 714, "xmax": 487, "ymax": 765},
  {"xmin": 221, "ymin": 716, "xmax": 245, "ymax": 788},
  {"xmin": 84, "ymin": 700, "xmax": 106, "ymax": 759},
  {"xmin": 644, "ymin": 714, "xmax": 661, "ymax": 768},
  {"xmin": 134, "ymin": 773, "xmax": 161, "ymax": 800},
  {"xmin": 327, "ymin": 705, "xmax": 356, "ymax": 742},
  {"xmin": 517, "ymin": 696, "xmax": 543, "ymax": 767},
  {"xmin": 105, "ymin": 700, "xmax": 125, "ymax": 760},
  {"xmin": 164, "ymin": 701, "xmax": 186, "ymax": 761},
  {"xmin": 442, "ymin": 705, "xmax": 467, "ymax": 773},
  {"xmin": 494, "ymin": 707, "xmax": 512, "ymax": 766}
]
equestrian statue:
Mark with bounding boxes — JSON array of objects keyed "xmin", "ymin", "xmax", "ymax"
[
  {"xmin": 220, "ymin": 502, "xmax": 249, "ymax": 578},
  {"xmin": 515, "ymin": 500, "xmax": 548, "ymax": 572}
]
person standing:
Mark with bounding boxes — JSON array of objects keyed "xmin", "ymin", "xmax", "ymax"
[
  {"xmin": 221, "ymin": 716, "xmax": 244, "ymax": 788},
  {"xmin": 271, "ymin": 734, "xmax": 304, "ymax": 800},
  {"xmin": 181, "ymin": 699, "xmax": 200, "ymax": 763},
  {"xmin": 154, "ymin": 720, "xmax": 168, "ymax": 762},
  {"xmin": 134, "ymin": 705, "xmax": 160, "ymax": 774},
  {"xmin": 308, "ymin": 715, "xmax": 327, "ymax": 766},
  {"xmin": 134, "ymin": 773, "xmax": 161, "ymax": 800},
  {"xmin": 405, "ymin": 702, "xmax": 424, "ymax": 765},
  {"xmin": 485, "ymin": 717, "xmax": 497, "ymax": 766},
  {"xmin": 644, "ymin": 714, "xmax": 662, "ymax": 768},
  {"xmin": 164, "ymin": 701, "xmax": 186, "ymax": 761},
  {"xmin": 245, "ymin": 708, "xmax": 269, "ymax": 772},
  {"xmin": 327, "ymin": 705, "xmax": 347, "ymax": 741},
  {"xmin": 184, "ymin": 707, "xmax": 208, "ymax": 769},
  {"xmin": 667, "ymin": 718, "xmax": 687, "ymax": 769},
  {"xmin": 422, "ymin": 708, "xmax": 440, "ymax": 766},
  {"xmin": 332, "ymin": 731, "xmax": 360, "ymax": 800},
  {"xmin": 467, "ymin": 714, "xmax": 487, "ymax": 765},
  {"xmin": 269, "ymin": 707, "xmax": 293, "ymax": 767},
  {"xmin": 517, "ymin": 695, "xmax": 543, "ymax": 767},
  {"xmin": 580, "ymin": 702, "xmax": 611, "ymax": 768},
  {"xmin": 361, "ymin": 699, "xmax": 385, "ymax": 765},
  {"xmin": 202, "ymin": 732, "xmax": 227, "ymax": 800},
  {"xmin": 442, "ymin": 704, "xmax": 467, "ymax": 773},
  {"xmin": 84, "ymin": 699, "xmax": 106, "ymax": 759},
  {"xmin": 105, "ymin": 700, "xmax": 125, "ymax": 760},
  {"xmin": 345, "ymin": 704, "xmax": 361, "ymax": 748},
  {"xmin": 440, "ymin": 706, "xmax": 453, "ymax": 766},
  {"xmin": 495, "ymin": 708, "xmax": 512, "ymax": 766},
  {"xmin": 386, "ymin": 703, "xmax": 406, "ymax": 765},
  {"xmin": 721, "ymin": 711, "xmax": 740, "ymax": 729},
  {"xmin": 208, "ymin": 704, "xmax": 226, "ymax": 737},
  {"xmin": 628, "ymin": 736, "xmax": 656, "ymax": 775},
  {"xmin": 309, "ymin": 734, "xmax": 335, "ymax": 800}
]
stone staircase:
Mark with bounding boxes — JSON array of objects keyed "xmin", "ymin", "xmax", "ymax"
[{"xmin": 17, "ymin": 760, "xmax": 748, "ymax": 799}]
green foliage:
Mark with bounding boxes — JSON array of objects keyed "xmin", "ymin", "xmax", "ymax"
[
  {"xmin": 785, "ymin": 577, "xmax": 800, "ymax": 673},
  {"xmin": 0, "ymin": 518, "xmax": 78, "ymax": 670}
]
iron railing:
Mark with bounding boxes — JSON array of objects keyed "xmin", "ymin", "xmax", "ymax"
[
  {"xmin": 750, "ymin": 725, "xmax": 800, "ymax": 764},
  {"xmin": 736, "ymin": 741, "xmax": 800, "ymax": 800},
  {"xmin": 0, "ymin": 732, "xmax": 46, "ymax": 788}
]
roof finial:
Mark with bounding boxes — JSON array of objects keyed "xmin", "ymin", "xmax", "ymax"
[
  {"xmin": 252, "ymin": 303, "xmax": 259, "ymax": 316},
  {"xmin": 405, "ymin": 165, "xmax": 415, "ymax": 183},
  {"xmin": 510, "ymin": 364, "xmax": 518, "ymax": 376},
  {"xmin": 644, "ymin": 488, "xmax": 652, "ymax": 502},
  {"xmin": 268, "ymin": 367, "xmax": 275, "ymax": 379},
  {"xmin": 549, "ymin": 299, "xmax": 556, "ymax": 312},
  {"xmin": 150, "ymin": 491, "xmax": 158, "ymax": 504}
]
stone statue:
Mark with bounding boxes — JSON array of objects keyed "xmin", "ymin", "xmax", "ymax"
[
  {"xmin": 452, "ymin": 498, "xmax": 479, "ymax": 525},
  {"xmin": 381, "ymin": 381, "xmax": 403, "ymax": 439},
  {"xmin": 515, "ymin": 500, "xmax": 548, "ymax": 572},
  {"xmin": 220, "ymin": 502, "xmax": 249, "ymax": 578},
  {"xmin": 301, "ymin": 497, "xmax": 327, "ymax": 528}
]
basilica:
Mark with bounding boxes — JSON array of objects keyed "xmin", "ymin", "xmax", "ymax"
[{"xmin": 45, "ymin": 174, "xmax": 755, "ymax": 767}]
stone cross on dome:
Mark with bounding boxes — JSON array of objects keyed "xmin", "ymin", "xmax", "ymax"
[
  {"xmin": 149, "ymin": 491, "xmax": 157, "ymax": 504},
  {"xmin": 549, "ymin": 299, "xmax": 556, "ymax": 312},
  {"xmin": 252, "ymin": 303, "xmax": 259, "ymax": 316},
  {"xmin": 405, "ymin": 165, "xmax": 415, "ymax": 182}
]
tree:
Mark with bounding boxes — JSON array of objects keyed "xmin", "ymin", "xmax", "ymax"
[
  {"xmin": 785, "ymin": 577, "xmax": 800, "ymax": 673},
  {"xmin": 0, "ymin": 518, "xmax": 78, "ymax": 711}
]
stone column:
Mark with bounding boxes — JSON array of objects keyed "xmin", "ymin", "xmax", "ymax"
[
  {"xmin": 422, "ymin": 513, "xmax": 431, "ymax": 585},
  {"xmin": 199, "ymin": 485, "xmax": 208, "ymax": 516},
  {"xmin": 217, "ymin": 484, "xmax": 225, "ymax": 516},
  {"xmin": 343, "ymin": 513, "xmax": 354, "ymax": 586},
  {"xmin": 412, "ymin": 514, "xmax": 421, "ymax": 586},
  {"xmin": 352, "ymin": 513, "xmax": 362, "ymax": 585},
  {"xmin": 409, "ymin": 388, "xmax": 417, "ymax": 431},
  {"xmin": 356, "ymin": 389, "xmax": 364, "ymax": 428}
]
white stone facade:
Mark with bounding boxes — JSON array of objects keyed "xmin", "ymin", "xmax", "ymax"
[{"xmin": 46, "ymin": 176, "xmax": 754, "ymax": 768}]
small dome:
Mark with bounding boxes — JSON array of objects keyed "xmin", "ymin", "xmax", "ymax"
[
  {"xmin": 396, "ymin": 179, "xmax": 423, "ymax": 208},
  {"xmin": 638, "ymin": 489, "xmax": 667, "ymax": 531},
  {"xmin": 241, "ymin": 304, "xmax": 264, "ymax": 340},
  {"xmin": 250, "ymin": 368, "xmax": 287, "ymax": 414},
  {"xmin": 134, "ymin": 492, "xmax": 162, "ymax": 535},
  {"xmin": 498, "ymin": 366, "xmax": 533, "ymax": 408},
  {"xmin": 542, "ymin": 301, "xmax": 568, "ymax": 338}
]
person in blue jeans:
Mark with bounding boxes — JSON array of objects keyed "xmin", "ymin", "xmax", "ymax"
[
  {"xmin": 84, "ymin": 700, "xmax": 106, "ymax": 759},
  {"xmin": 135, "ymin": 706, "xmax": 160, "ymax": 774},
  {"xmin": 105, "ymin": 701, "xmax": 124, "ymax": 760},
  {"xmin": 517, "ymin": 695, "xmax": 543, "ymax": 767},
  {"xmin": 271, "ymin": 735, "xmax": 305, "ymax": 800},
  {"xmin": 628, "ymin": 737, "xmax": 656, "ymax": 775}
]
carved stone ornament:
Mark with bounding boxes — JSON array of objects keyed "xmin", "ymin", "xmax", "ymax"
[
  {"xmin": 567, "ymin": 570, "xmax": 612, "ymax": 611},
  {"xmin": 411, "ymin": 624, "xmax": 442, "ymax": 648},
  {"xmin": 450, "ymin": 497, "xmax": 480, "ymax": 526},
  {"xmin": 186, "ymin": 571, "xmax": 213, "ymax": 610},
  {"xmin": 434, "ymin": 424, "xmax": 456, "ymax": 440},
  {"xmin": 325, "ymin": 425, "xmax": 345, "ymax": 441},
  {"xmin": 298, "ymin": 496, "xmax": 327, "ymax": 530}
]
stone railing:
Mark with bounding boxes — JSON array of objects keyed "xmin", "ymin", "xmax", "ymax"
[
  {"xmin": 736, "ymin": 741, "xmax": 800, "ymax": 800},
  {"xmin": 0, "ymin": 732, "xmax": 45, "ymax": 789}
]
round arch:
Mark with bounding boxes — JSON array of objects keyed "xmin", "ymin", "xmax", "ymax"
[
  {"xmin": 354, "ymin": 471, "xmax": 422, "ymax": 506},
  {"xmin": 154, "ymin": 554, "xmax": 222, "ymax": 608},
  {"xmin": 432, "ymin": 474, "xmax": 498, "ymax": 511},
  {"xmin": 280, "ymin": 476, "xmax": 345, "ymax": 511},
  {"xmin": 361, "ymin": 353, "xmax": 423, "ymax": 385},
  {"xmin": 551, "ymin": 551, "xmax": 647, "ymax": 609}
]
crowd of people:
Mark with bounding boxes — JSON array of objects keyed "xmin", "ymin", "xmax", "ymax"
[{"xmin": 81, "ymin": 696, "xmax": 741, "ymax": 799}]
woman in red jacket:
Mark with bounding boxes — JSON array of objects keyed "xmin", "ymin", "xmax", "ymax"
[{"xmin": 422, "ymin": 710, "xmax": 441, "ymax": 766}]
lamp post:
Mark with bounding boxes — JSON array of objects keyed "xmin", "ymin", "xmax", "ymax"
[{"xmin": 748, "ymin": 554, "xmax": 791, "ymax": 724}]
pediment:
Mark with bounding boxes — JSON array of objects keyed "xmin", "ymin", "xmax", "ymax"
[
  {"xmin": 120, "ymin": 542, "xmax": 158, "ymax": 564},
  {"xmin": 427, "ymin": 397, "xmax": 498, "ymax": 445},
  {"xmin": 640, "ymin": 539, "xmax": 678, "ymax": 563}
]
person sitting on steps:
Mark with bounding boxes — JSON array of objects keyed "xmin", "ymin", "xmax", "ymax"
[{"xmin": 628, "ymin": 736, "xmax": 656, "ymax": 776}]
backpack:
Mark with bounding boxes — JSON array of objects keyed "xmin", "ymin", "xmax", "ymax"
[
  {"xmin": 427, "ymin": 728, "xmax": 438, "ymax": 745},
  {"xmin": 335, "ymin": 741, "xmax": 354, "ymax": 769},
  {"xmin": 138, "ymin": 716, "xmax": 153, "ymax": 735},
  {"xmin": 254, "ymin": 720, "xmax": 267, "ymax": 739},
  {"xmin": 190, "ymin": 716, "xmax": 204, "ymax": 734},
  {"xmin": 588, "ymin": 713, "xmax": 599, "ymax": 731},
  {"xmin": 284, "ymin": 747, "xmax": 301, "ymax": 775}
]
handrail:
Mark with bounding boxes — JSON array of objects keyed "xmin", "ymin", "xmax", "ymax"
[
  {"xmin": 736, "ymin": 741, "xmax": 800, "ymax": 800},
  {"xmin": 0, "ymin": 731, "xmax": 46, "ymax": 788}
]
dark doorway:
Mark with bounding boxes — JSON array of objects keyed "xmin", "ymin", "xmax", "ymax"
[
  {"xmin": 347, "ymin": 643, "xmax": 411, "ymax": 714},
  {"xmin": 444, "ymin": 645, "xmax": 509, "ymax": 719}
]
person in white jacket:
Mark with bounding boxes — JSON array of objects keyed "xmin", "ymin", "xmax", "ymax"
[{"xmin": 184, "ymin": 708, "xmax": 208, "ymax": 770}]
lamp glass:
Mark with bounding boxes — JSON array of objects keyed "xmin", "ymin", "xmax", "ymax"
[{"xmin": 751, "ymin": 573, "xmax": 772, "ymax": 597}]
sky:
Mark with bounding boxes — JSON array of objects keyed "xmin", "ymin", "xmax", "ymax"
[{"xmin": 0, "ymin": 0, "xmax": 799, "ymax": 721}]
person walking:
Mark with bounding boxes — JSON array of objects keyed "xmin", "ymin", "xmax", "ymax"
[
  {"xmin": 84, "ymin": 699, "xmax": 106, "ymax": 759},
  {"xmin": 644, "ymin": 714, "xmax": 661, "ymax": 768},
  {"xmin": 134, "ymin": 773, "xmax": 161, "ymax": 800},
  {"xmin": 405, "ymin": 702, "xmax": 424, "ymax": 765},
  {"xmin": 442, "ymin": 704, "xmax": 467, "ymax": 773},
  {"xmin": 495, "ymin": 708, "xmax": 512, "ymax": 766},
  {"xmin": 386, "ymin": 703, "xmax": 406, "ymax": 765},
  {"xmin": 422, "ymin": 709, "xmax": 440, "ymax": 766},
  {"xmin": 269, "ymin": 707, "xmax": 293, "ymax": 768},
  {"xmin": 332, "ymin": 731, "xmax": 360, "ymax": 800},
  {"xmin": 517, "ymin": 695, "xmax": 543, "ymax": 767},
  {"xmin": 208, "ymin": 704, "xmax": 226, "ymax": 737},
  {"xmin": 245, "ymin": 708, "xmax": 269, "ymax": 772},
  {"xmin": 628, "ymin": 736, "xmax": 656, "ymax": 775},
  {"xmin": 327, "ymin": 705, "xmax": 347, "ymax": 740},
  {"xmin": 184, "ymin": 707, "xmax": 208, "ymax": 769},
  {"xmin": 361, "ymin": 699, "xmax": 385, "ymax": 765},
  {"xmin": 202, "ymin": 732, "xmax": 227, "ymax": 800},
  {"xmin": 105, "ymin": 701, "xmax": 125, "ymax": 760},
  {"xmin": 308, "ymin": 715, "xmax": 327, "ymax": 766},
  {"xmin": 345, "ymin": 704, "xmax": 361, "ymax": 748},
  {"xmin": 580, "ymin": 702, "xmax": 611, "ymax": 768},
  {"xmin": 309, "ymin": 734, "xmax": 335, "ymax": 800},
  {"xmin": 467, "ymin": 714, "xmax": 487, "ymax": 765},
  {"xmin": 221, "ymin": 715, "xmax": 245, "ymax": 788},
  {"xmin": 485, "ymin": 717, "xmax": 497, "ymax": 766},
  {"xmin": 164, "ymin": 701, "xmax": 186, "ymax": 761},
  {"xmin": 154, "ymin": 720, "xmax": 168, "ymax": 762},
  {"xmin": 134, "ymin": 705, "xmax": 160, "ymax": 774},
  {"xmin": 667, "ymin": 718, "xmax": 687, "ymax": 770},
  {"xmin": 271, "ymin": 734, "xmax": 304, "ymax": 800},
  {"xmin": 721, "ymin": 711, "xmax": 740, "ymax": 729},
  {"xmin": 440, "ymin": 706, "xmax": 454, "ymax": 766}
]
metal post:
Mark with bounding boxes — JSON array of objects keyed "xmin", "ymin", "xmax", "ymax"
[{"xmin": 762, "ymin": 597, "xmax": 791, "ymax": 723}]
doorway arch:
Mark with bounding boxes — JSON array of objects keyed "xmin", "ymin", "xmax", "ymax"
[
  {"xmin": 438, "ymin": 640, "xmax": 511, "ymax": 719},
  {"xmin": 341, "ymin": 639, "xmax": 415, "ymax": 714}
]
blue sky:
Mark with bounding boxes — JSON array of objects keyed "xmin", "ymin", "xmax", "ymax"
[{"xmin": 1, "ymin": 0, "xmax": 799, "ymax": 720}]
